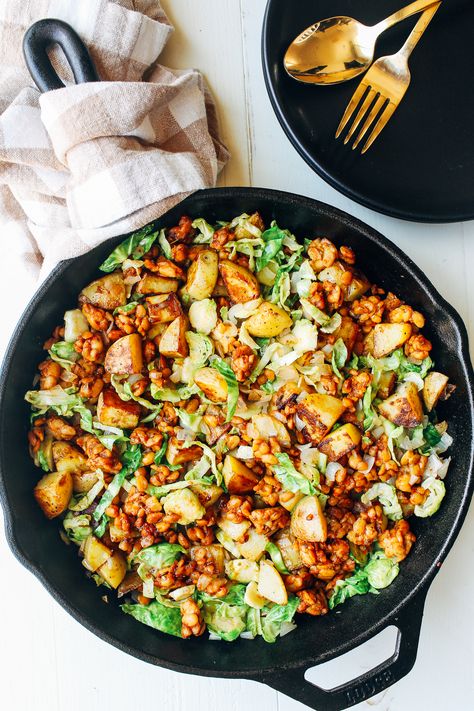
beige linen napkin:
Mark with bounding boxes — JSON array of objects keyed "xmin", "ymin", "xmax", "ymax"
[{"xmin": 0, "ymin": 0, "xmax": 229, "ymax": 279}]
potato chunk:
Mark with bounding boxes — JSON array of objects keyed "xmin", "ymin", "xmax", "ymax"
[
  {"xmin": 237, "ymin": 527, "xmax": 268, "ymax": 561},
  {"xmin": 80, "ymin": 272, "xmax": 126, "ymax": 310},
  {"xmin": 258, "ymin": 560, "xmax": 288, "ymax": 605},
  {"xmin": 136, "ymin": 274, "xmax": 179, "ymax": 295},
  {"xmin": 273, "ymin": 528, "xmax": 302, "ymax": 571},
  {"xmin": 296, "ymin": 394, "xmax": 345, "ymax": 444},
  {"xmin": 52, "ymin": 441, "xmax": 87, "ymax": 474},
  {"xmin": 423, "ymin": 371, "xmax": 449, "ymax": 412},
  {"xmin": 189, "ymin": 482, "xmax": 223, "ymax": 508},
  {"xmin": 166, "ymin": 437, "xmax": 202, "ymax": 465},
  {"xmin": 158, "ymin": 316, "xmax": 188, "ymax": 358},
  {"xmin": 97, "ymin": 387, "xmax": 141, "ymax": 429},
  {"xmin": 290, "ymin": 495, "xmax": 327, "ymax": 542},
  {"xmin": 194, "ymin": 367, "xmax": 228, "ymax": 402},
  {"xmin": 217, "ymin": 515, "xmax": 251, "ymax": 541},
  {"xmin": 83, "ymin": 536, "xmax": 111, "ymax": 572},
  {"xmin": 34, "ymin": 470, "xmax": 73, "ymax": 519},
  {"xmin": 333, "ymin": 316, "xmax": 359, "ymax": 354},
  {"xmin": 146, "ymin": 293, "xmax": 182, "ymax": 323},
  {"xmin": 378, "ymin": 381, "xmax": 423, "ymax": 428},
  {"xmin": 219, "ymin": 259, "xmax": 261, "ymax": 303},
  {"xmin": 104, "ymin": 333, "xmax": 143, "ymax": 374},
  {"xmin": 223, "ymin": 454, "xmax": 259, "ymax": 494},
  {"xmin": 163, "ymin": 488, "xmax": 206, "ymax": 525},
  {"xmin": 371, "ymin": 323, "xmax": 412, "ymax": 358},
  {"xmin": 377, "ymin": 371, "xmax": 397, "ymax": 400},
  {"xmin": 186, "ymin": 249, "xmax": 218, "ymax": 300},
  {"xmin": 318, "ymin": 423, "xmax": 361, "ymax": 461},
  {"xmin": 97, "ymin": 551, "xmax": 127, "ymax": 588},
  {"xmin": 244, "ymin": 301, "xmax": 292, "ymax": 337}
]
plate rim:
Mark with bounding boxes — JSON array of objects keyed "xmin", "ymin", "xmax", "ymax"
[{"xmin": 261, "ymin": 0, "xmax": 474, "ymax": 224}]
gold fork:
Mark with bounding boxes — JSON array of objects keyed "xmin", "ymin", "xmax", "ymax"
[{"xmin": 335, "ymin": 2, "xmax": 441, "ymax": 153}]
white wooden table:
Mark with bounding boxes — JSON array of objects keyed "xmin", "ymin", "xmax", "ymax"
[{"xmin": 1, "ymin": 2, "xmax": 473, "ymax": 710}]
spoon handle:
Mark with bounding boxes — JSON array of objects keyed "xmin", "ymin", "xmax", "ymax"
[
  {"xmin": 397, "ymin": 2, "xmax": 441, "ymax": 60},
  {"xmin": 374, "ymin": 0, "xmax": 441, "ymax": 32}
]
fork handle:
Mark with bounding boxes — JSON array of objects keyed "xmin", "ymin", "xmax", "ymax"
[
  {"xmin": 397, "ymin": 2, "xmax": 441, "ymax": 60},
  {"xmin": 374, "ymin": 0, "xmax": 440, "ymax": 33}
]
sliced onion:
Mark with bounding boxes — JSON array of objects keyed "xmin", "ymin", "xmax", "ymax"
[
  {"xmin": 228, "ymin": 299, "xmax": 262, "ymax": 325},
  {"xmin": 424, "ymin": 453, "xmax": 451, "ymax": 480},
  {"xmin": 236, "ymin": 445, "xmax": 253, "ymax": 459},
  {"xmin": 322, "ymin": 344, "xmax": 333, "ymax": 356},
  {"xmin": 409, "ymin": 473, "xmax": 419, "ymax": 486},
  {"xmin": 325, "ymin": 461, "xmax": 344, "ymax": 482},
  {"xmin": 403, "ymin": 372, "xmax": 424, "ymax": 390},
  {"xmin": 294, "ymin": 413, "xmax": 306, "ymax": 431}
]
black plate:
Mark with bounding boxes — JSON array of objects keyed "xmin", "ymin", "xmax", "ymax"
[
  {"xmin": 1, "ymin": 188, "xmax": 473, "ymax": 711},
  {"xmin": 262, "ymin": 0, "xmax": 474, "ymax": 222}
]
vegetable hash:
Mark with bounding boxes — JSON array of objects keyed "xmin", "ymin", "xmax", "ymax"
[{"xmin": 26, "ymin": 212, "xmax": 453, "ymax": 642}]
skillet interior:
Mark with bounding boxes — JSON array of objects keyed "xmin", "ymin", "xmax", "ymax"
[{"xmin": 0, "ymin": 187, "xmax": 473, "ymax": 678}]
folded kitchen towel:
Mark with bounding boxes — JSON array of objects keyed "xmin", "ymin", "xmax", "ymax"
[{"xmin": 0, "ymin": 0, "xmax": 229, "ymax": 279}]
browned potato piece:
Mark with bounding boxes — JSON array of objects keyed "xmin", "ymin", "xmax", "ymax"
[
  {"xmin": 333, "ymin": 316, "xmax": 359, "ymax": 354},
  {"xmin": 290, "ymin": 495, "xmax": 327, "ymax": 542},
  {"xmin": 34, "ymin": 470, "xmax": 73, "ymax": 519},
  {"xmin": 147, "ymin": 322, "xmax": 168, "ymax": 341},
  {"xmin": 190, "ymin": 544, "xmax": 225, "ymax": 574},
  {"xmin": 97, "ymin": 551, "xmax": 127, "ymax": 588},
  {"xmin": 318, "ymin": 262, "xmax": 370, "ymax": 302},
  {"xmin": 372, "ymin": 323, "xmax": 412, "ymax": 358},
  {"xmin": 135, "ymin": 274, "xmax": 179, "ymax": 295},
  {"xmin": 109, "ymin": 523, "xmax": 130, "ymax": 543},
  {"xmin": 244, "ymin": 301, "xmax": 292, "ymax": 337},
  {"xmin": 189, "ymin": 482, "xmax": 223, "ymax": 508},
  {"xmin": 219, "ymin": 259, "xmax": 260, "ymax": 303},
  {"xmin": 296, "ymin": 394, "xmax": 345, "ymax": 444},
  {"xmin": 194, "ymin": 367, "xmax": 228, "ymax": 402},
  {"xmin": 97, "ymin": 387, "xmax": 141, "ymax": 429},
  {"xmin": 146, "ymin": 293, "xmax": 182, "ymax": 323},
  {"xmin": 158, "ymin": 316, "xmax": 188, "ymax": 358},
  {"xmin": 79, "ymin": 272, "xmax": 126, "ymax": 310},
  {"xmin": 423, "ymin": 371, "xmax": 449, "ymax": 412},
  {"xmin": 52, "ymin": 441, "xmax": 87, "ymax": 474},
  {"xmin": 83, "ymin": 535, "xmax": 111, "ymax": 572},
  {"xmin": 166, "ymin": 437, "xmax": 202, "ymax": 465},
  {"xmin": 278, "ymin": 490, "xmax": 303, "ymax": 512},
  {"xmin": 318, "ymin": 423, "xmax": 361, "ymax": 461},
  {"xmin": 223, "ymin": 455, "xmax": 259, "ymax": 493},
  {"xmin": 104, "ymin": 333, "xmax": 143, "ymax": 374},
  {"xmin": 378, "ymin": 371, "xmax": 397, "ymax": 400},
  {"xmin": 72, "ymin": 470, "xmax": 99, "ymax": 494},
  {"xmin": 186, "ymin": 249, "xmax": 219, "ymax": 300},
  {"xmin": 378, "ymin": 381, "xmax": 423, "ymax": 428}
]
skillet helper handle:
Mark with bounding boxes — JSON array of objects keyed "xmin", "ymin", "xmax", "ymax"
[
  {"xmin": 23, "ymin": 18, "xmax": 99, "ymax": 93},
  {"xmin": 262, "ymin": 585, "xmax": 428, "ymax": 711}
]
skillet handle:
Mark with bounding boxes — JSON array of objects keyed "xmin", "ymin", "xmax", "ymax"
[
  {"xmin": 261, "ymin": 585, "xmax": 428, "ymax": 711},
  {"xmin": 23, "ymin": 18, "xmax": 99, "ymax": 93}
]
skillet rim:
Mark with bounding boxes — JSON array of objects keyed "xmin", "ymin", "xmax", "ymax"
[{"xmin": 0, "ymin": 186, "xmax": 473, "ymax": 679}]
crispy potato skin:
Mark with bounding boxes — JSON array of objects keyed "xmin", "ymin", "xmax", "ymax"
[
  {"xmin": 372, "ymin": 323, "xmax": 412, "ymax": 358},
  {"xmin": 166, "ymin": 437, "xmax": 202, "ymax": 465},
  {"xmin": 223, "ymin": 455, "xmax": 259, "ymax": 493},
  {"xmin": 97, "ymin": 387, "xmax": 141, "ymax": 428},
  {"xmin": 186, "ymin": 249, "xmax": 218, "ymax": 300},
  {"xmin": 104, "ymin": 333, "xmax": 143, "ymax": 374},
  {"xmin": 158, "ymin": 316, "xmax": 188, "ymax": 358},
  {"xmin": 136, "ymin": 274, "xmax": 179, "ymax": 295},
  {"xmin": 146, "ymin": 293, "xmax": 182, "ymax": 323},
  {"xmin": 190, "ymin": 482, "xmax": 223, "ymax": 508},
  {"xmin": 378, "ymin": 382, "xmax": 423, "ymax": 428},
  {"xmin": 296, "ymin": 394, "xmax": 345, "ymax": 444},
  {"xmin": 194, "ymin": 367, "xmax": 228, "ymax": 402},
  {"xmin": 244, "ymin": 301, "xmax": 292, "ymax": 337},
  {"xmin": 79, "ymin": 272, "xmax": 127, "ymax": 310},
  {"xmin": 423, "ymin": 371, "xmax": 449, "ymax": 412},
  {"xmin": 318, "ymin": 423, "xmax": 361, "ymax": 461},
  {"xmin": 219, "ymin": 259, "xmax": 260, "ymax": 303},
  {"xmin": 34, "ymin": 470, "xmax": 73, "ymax": 519}
]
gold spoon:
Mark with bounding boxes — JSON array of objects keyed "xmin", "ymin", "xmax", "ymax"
[{"xmin": 284, "ymin": 0, "xmax": 440, "ymax": 85}]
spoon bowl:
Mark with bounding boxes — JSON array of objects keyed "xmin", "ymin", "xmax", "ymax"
[
  {"xmin": 284, "ymin": 17, "xmax": 376, "ymax": 85},
  {"xmin": 283, "ymin": 0, "xmax": 440, "ymax": 85}
]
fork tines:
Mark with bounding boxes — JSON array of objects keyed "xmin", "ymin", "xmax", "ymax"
[{"xmin": 336, "ymin": 82, "xmax": 396, "ymax": 154}]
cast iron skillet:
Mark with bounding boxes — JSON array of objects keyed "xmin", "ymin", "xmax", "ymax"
[{"xmin": 1, "ymin": 19, "xmax": 473, "ymax": 711}]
